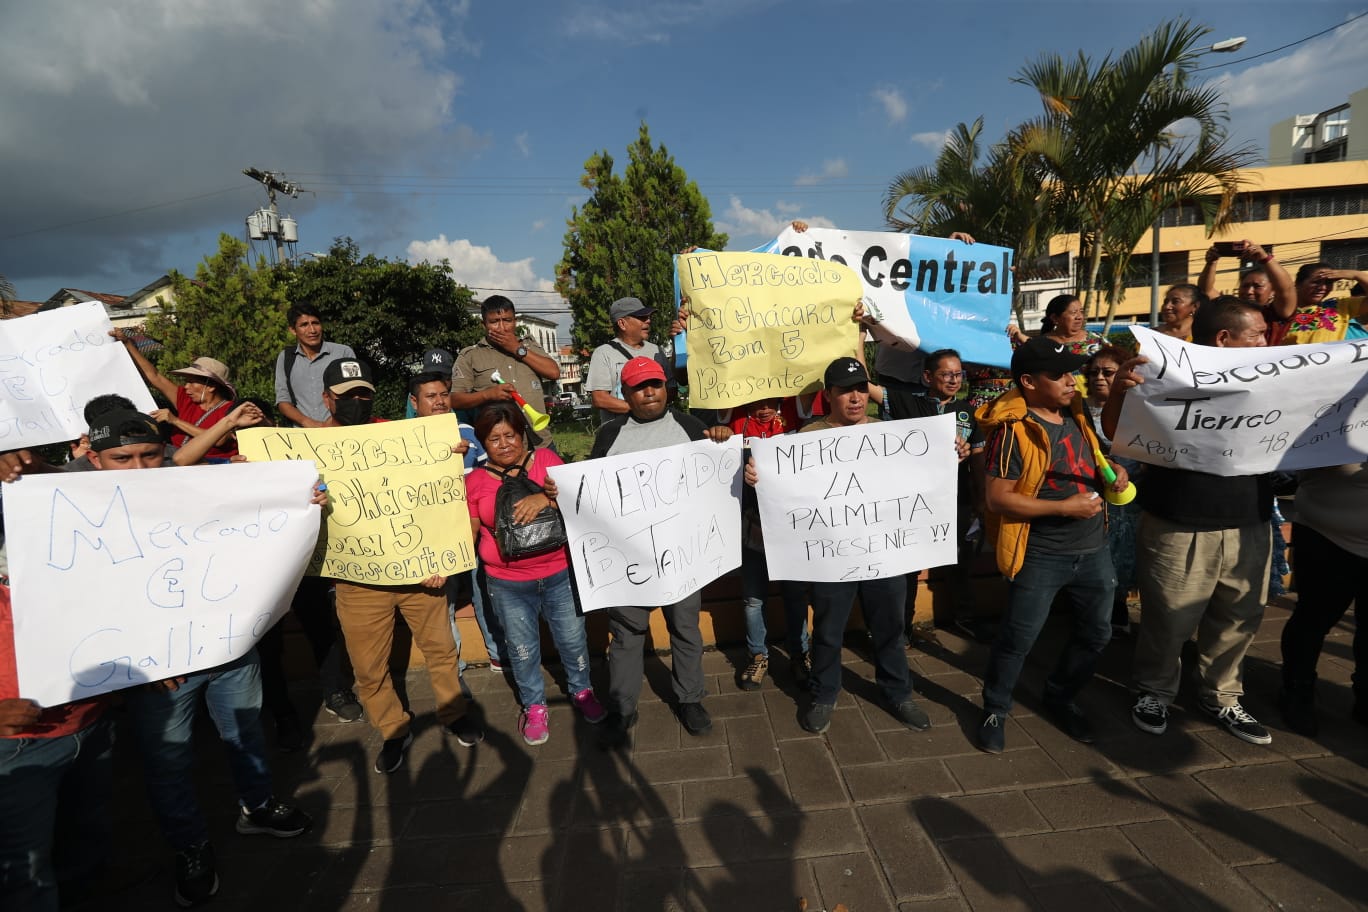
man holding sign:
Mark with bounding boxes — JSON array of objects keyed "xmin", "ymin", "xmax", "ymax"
[
  {"xmin": 589, "ymin": 357, "xmax": 732, "ymax": 748},
  {"xmin": 1102, "ymin": 298, "xmax": 1277, "ymax": 746},
  {"xmin": 747, "ymin": 357, "xmax": 939, "ymax": 736}
]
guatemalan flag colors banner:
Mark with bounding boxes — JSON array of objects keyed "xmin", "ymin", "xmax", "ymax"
[{"xmin": 754, "ymin": 226, "xmax": 1015, "ymax": 369}]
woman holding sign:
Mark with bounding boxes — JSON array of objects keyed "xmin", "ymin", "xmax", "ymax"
[{"xmin": 466, "ymin": 402, "xmax": 606, "ymax": 746}]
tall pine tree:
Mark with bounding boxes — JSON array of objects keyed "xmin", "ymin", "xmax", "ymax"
[{"xmin": 556, "ymin": 123, "xmax": 727, "ymax": 353}]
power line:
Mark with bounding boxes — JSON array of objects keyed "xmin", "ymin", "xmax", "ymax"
[{"xmin": 1194, "ymin": 11, "xmax": 1368, "ymax": 71}]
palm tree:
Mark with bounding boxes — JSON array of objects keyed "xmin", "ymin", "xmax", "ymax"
[
  {"xmin": 0, "ymin": 272, "xmax": 14, "ymax": 303},
  {"xmin": 884, "ymin": 118, "xmax": 1056, "ymax": 324},
  {"xmin": 1010, "ymin": 18, "xmax": 1255, "ymax": 329}
]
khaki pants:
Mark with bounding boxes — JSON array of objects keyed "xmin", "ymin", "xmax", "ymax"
[
  {"xmin": 1132, "ymin": 513, "xmax": 1271, "ymax": 707},
  {"xmin": 334, "ymin": 581, "xmax": 467, "ymax": 740}
]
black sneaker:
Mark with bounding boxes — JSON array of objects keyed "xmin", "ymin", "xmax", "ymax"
[
  {"xmin": 173, "ymin": 842, "xmax": 218, "ymax": 908},
  {"xmin": 977, "ymin": 711, "xmax": 1005, "ymax": 753},
  {"xmin": 801, "ymin": 701, "xmax": 833, "ymax": 734},
  {"xmin": 887, "ymin": 697, "xmax": 931, "ymax": 731},
  {"xmin": 324, "ymin": 690, "xmax": 364, "ymax": 723},
  {"xmin": 446, "ymin": 714, "xmax": 485, "ymax": 747},
  {"xmin": 1043, "ymin": 699, "xmax": 1096, "ymax": 744},
  {"xmin": 236, "ymin": 797, "xmax": 312, "ymax": 838},
  {"xmin": 374, "ymin": 731, "xmax": 414, "ymax": 774},
  {"xmin": 1131, "ymin": 693, "xmax": 1168, "ymax": 735},
  {"xmin": 678, "ymin": 702, "xmax": 713, "ymax": 736},
  {"xmin": 599, "ymin": 711, "xmax": 638, "ymax": 750},
  {"xmin": 1200, "ymin": 700, "xmax": 1272, "ymax": 745}
]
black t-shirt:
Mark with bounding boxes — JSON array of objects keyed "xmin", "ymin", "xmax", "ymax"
[
  {"xmin": 905, "ymin": 395, "xmax": 985, "ymax": 507},
  {"xmin": 1140, "ymin": 466, "xmax": 1272, "ymax": 530},
  {"xmin": 987, "ymin": 412, "xmax": 1104, "ymax": 554}
]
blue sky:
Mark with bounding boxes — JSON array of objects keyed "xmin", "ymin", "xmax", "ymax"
[{"xmin": 2, "ymin": 1, "xmax": 1364, "ymax": 345}]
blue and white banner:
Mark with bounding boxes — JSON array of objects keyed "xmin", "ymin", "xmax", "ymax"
[{"xmin": 755, "ymin": 226, "xmax": 1015, "ymax": 369}]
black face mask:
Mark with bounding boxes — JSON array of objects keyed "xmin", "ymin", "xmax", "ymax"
[{"xmin": 333, "ymin": 397, "xmax": 374, "ymax": 426}]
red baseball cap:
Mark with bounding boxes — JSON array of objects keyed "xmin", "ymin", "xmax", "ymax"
[{"xmin": 621, "ymin": 356, "xmax": 666, "ymax": 388}]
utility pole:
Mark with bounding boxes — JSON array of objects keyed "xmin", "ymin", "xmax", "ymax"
[{"xmin": 243, "ymin": 168, "xmax": 302, "ymax": 265}]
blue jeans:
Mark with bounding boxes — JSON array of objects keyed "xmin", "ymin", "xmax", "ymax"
[
  {"xmin": 123, "ymin": 651, "xmax": 273, "ymax": 851},
  {"xmin": 0, "ymin": 718, "xmax": 113, "ymax": 912},
  {"xmin": 810, "ymin": 575, "xmax": 911, "ymax": 706},
  {"xmin": 486, "ymin": 568, "xmax": 591, "ymax": 708},
  {"xmin": 741, "ymin": 548, "xmax": 810, "ymax": 657},
  {"xmin": 469, "ymin": 562, "xmax": 509, "ymax": 664},
  {"xmin": 982, "ymin": 548, "xmax": 1115, "ymax": 716}
]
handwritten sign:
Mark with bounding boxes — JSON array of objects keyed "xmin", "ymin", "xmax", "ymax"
[
  {"xmin": 1113, "ymin": 327, "xmax": 1368, "ymax": 474},
  {"xmin": 237, "ymin": 417, "xmax": 477, "ymax": 584},
  {"xmin": 4, "ymin": 462, "xmax": 320, "ymax": 707},
  {"xmin": 749, "ymin": 415, "xmax": 959, "ymax": 582},
  {"xmin": 675, "ymin": 251, "xmax": 862, "ymax": 409},
  {"xmin": 755, "ymin": 226, "xmax": 1015, "ymax": 368},
  {"xmin": 546, "ymin": 436, "xmax": 743, "ymax": 611},
  {"xmin": 0, "ymin": 301, "xmax": 157, "ymax": 447}
]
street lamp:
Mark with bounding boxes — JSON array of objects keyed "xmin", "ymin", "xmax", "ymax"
[{"xmin": 1149, "ymin": 36, "xmax": 1248, "ymax": 327}]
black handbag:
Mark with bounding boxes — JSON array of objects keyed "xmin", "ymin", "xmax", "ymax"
[{"xmin": 487, "ymin": 456, "xmax": 568, "ymax": 559}]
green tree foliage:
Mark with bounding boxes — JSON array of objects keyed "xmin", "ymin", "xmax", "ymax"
[
  {"xmin": 884, "ymin": 117, "xmax": 1055, "ymax": 324},
  {"xmin": 144, "ymin": 234, "xmax": 291, "ymax": 404},
  {"xmin": 280, "ymin": 238, "xmax": 482, "ymax": 417},
  {"xmin": 557, "ymin": 122, "xmax": 728, "ymax": 353},
  {"xmin": 1011, "ymin": 19, "xmax": 1254, "ymax": 329}
]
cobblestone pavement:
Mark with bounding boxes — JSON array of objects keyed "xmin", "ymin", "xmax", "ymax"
[{"xmin": 97, "ymin": 598, "xmax": 1365, "ymax": 911}]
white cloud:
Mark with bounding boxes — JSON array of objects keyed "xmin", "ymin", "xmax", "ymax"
[
  {"xmin": 531, "ymin": 219, "xmax": 547, "ymax": 231},
  {"xmin": 775, "ymin": 200, "xmax": 801, "ymax": 215},
  {"xmin": 872, "ymin": 86, "xmax": 908, "ymax": 123},
  {"xmin": 910, "ymin": 130, "xmax": 951, "ymax": 153},
  {"xmin": 515, "ymin": 132, "xmax": 531, "ymax": 158},
  {"xmin": 563, "ymin": 0, "xmax": 779, "ymax": 44},
  {"xmin": 0, "ymin": 0, "xmax": 480, "ymax": 282},
  {"xmin": 795, "ymin": 158, "xmax": 849, "ymax": 186},
  {"xmin": 715, "ymin": 196, "xmax": 835, "ymax": 239},
  {"xmin": 407, "ymin": 235, "xmax": 564, "ymax": 321}
]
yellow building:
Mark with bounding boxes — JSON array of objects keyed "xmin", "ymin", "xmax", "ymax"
[{"xmin": 1037, "ymin": 88, "xmax": 1368, "ymax": 323}]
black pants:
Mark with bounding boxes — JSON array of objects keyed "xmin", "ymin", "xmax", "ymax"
[
  {"xmin": 258, "ymin": 575, "xmax": 351, "ymax": 722},
  {"xmin": 810, "ymin": 576, "xmax": 911, "ymax": 706},
  {"xmin": 1280, "ymin": 523, "xmax": 1367, "ymax": 697}
]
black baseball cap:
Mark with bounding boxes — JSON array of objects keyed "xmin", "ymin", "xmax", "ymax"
[
  {"xmin": 419, "ymin": 348, "xmax": 454, "ymax": 377},
  {"xmin": 323, "ymin": 357, "xmax": 375, "ymax": 394},
  {"xmin": 88, "ymin": 409, "xmax": 161, "ymax": 452},
  {"xmin": 824, "ymin": 357, "xmax": 870, "ymax": 389},
  {"xmin": 1011, "ymin": 336, "xmax": 1090, "ymax": 378}
]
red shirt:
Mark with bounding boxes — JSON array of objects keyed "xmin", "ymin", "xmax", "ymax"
[
  {"xmin": 1, "ymin": 586, "xmax": 108, "ymax": 738},
  {"xmin": 173, "ymin": 386, "xmax": 236, "ymax": 458},
  {"xmin": 465, "ymin": 449, "xmax": 570, "ymax": 581}
]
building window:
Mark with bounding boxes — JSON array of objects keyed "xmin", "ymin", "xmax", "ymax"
[
  {"xmin": 1279, "ymin": 187, "xmax": 1368, "ymax": 219},
  {"xmin": 1320, "ymin": 238, "xmax": 1368, "ymax": 271},
  {"xmin": 1229, "ymin": 194, "xmax": 1270, "ymax": 222},
  {"xmin": 1157, "ymin": 202, "xmax": 1204, "ymax": 228}
]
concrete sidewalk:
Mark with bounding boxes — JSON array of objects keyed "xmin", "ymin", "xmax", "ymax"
[{"xmin": 98, "ymin": 597, "xmax": 1366, "ymax": 911}]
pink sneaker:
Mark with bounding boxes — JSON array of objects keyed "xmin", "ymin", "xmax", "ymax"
[
  {"xmin": 520, "ymin": 704, "xmax": 549, "ymax": 746},
  {"xmin": 572, "ymin": 688, "xmax": 607, "ymax": 724}
]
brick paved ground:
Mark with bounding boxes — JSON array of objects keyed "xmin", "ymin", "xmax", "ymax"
[{"xmin": 96, "ymin": 596, "xmax": 1365, "ymax": 911}]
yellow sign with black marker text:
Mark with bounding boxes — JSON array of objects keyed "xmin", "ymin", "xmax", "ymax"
[
  {"xmin": 238, "ymin": 416, "xmax": 476, "ymax": 584},
  {"xmin": 677, "ymin": 251, "xmax": 862, "ymax": 409}
]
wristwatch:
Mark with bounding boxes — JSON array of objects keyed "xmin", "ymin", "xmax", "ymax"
[{"xmin": 515, "ymin": 345, "xmax": 528, "ymax": 359}]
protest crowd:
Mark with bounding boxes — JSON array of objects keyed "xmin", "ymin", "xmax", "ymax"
[{"xmin": 2, "ymin": 231, "xmax": 1366, "ymax": 912}]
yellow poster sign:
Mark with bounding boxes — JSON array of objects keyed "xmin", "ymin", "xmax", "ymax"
[
  {"xmin": 237, "ymin": 416, "xmax": 476, "ymax": 585},
  {"xmin": 677, "ymin": 251, "xmax": 862, "ymax": 409}
]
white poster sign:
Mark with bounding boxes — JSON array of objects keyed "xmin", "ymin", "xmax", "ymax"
[
  {"xmin": 0, "ymin": 302, "xmax": 157, "ymax": 448},
  {"xmin": 1114, "ymin": 327, "xmax": 1368, "ymax": 474},
  {"xmin": 547, "ymin": 436, "xmax": 743, "ymax": 612},
  {"xmin": 4, "ymin": 461, "xmax": 321, "ymax": 706},
  {"xmin": 750, "ymin": 415, "xmax": 959, "ymax": 583}
]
